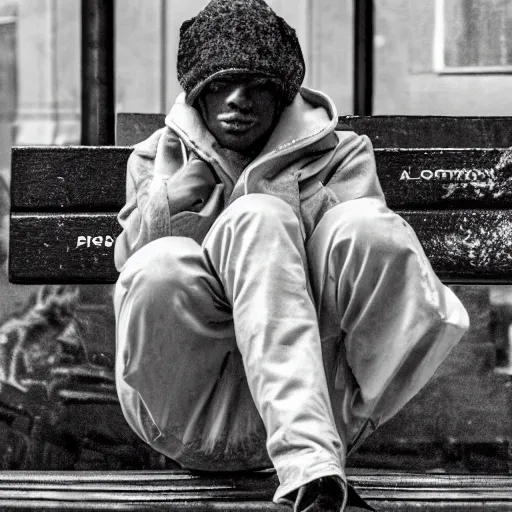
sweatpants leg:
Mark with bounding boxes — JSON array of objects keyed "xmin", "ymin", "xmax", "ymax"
[
  {"xmin": 307, "ymin": 198, "xmax": 470, "ymax": 451},
  {"xmin": 115, "ymin": 193, "xmax": 467, "ymax": 506},
  {"xmin": 202, "ymin": 194, "xmax": 345, "ymax": 503},
  {"xmin": 114, "ymin": 235, "xmax": 270, "ymax": 470}
]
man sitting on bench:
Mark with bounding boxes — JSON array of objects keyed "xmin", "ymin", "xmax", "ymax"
[{"xmin": 113, "ymin": 1, "xmax": 470, "ymax": 511}]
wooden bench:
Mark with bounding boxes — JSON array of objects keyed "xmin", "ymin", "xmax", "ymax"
[
  {"xmin": 9, "ymin": 115, "xmax": 512, "ymax": 284},
  {"xmin": 5, "ymin": 115, "xmax": 512, "ymax": 510}
]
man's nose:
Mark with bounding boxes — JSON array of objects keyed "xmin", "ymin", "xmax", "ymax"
[{"xmin": 226, "ymin": 85, "xmax": 252, "ymax": 111}]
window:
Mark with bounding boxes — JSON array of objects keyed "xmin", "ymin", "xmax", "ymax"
[{"xmin": 434, "ymin": 0, "xmax": 512, "ymax": 73}]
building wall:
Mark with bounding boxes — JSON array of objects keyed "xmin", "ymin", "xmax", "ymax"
[
  {"xmin": 13, "ymin": 0, "xmax": 512, "ymax": 141},
  {"xmin": 116, "ymin": 0, "xmax": 354, "ymax": 116},
  {"xmin": 374, "ymin": 0, "xmax": 512, "ymax": 115},
  {"xmin": 12, "ymin": 0, "xmax": 354, "ymax": 145},
  {"xmin": 15, "ymin": 0, "xmax": 80, "ymax": 145},
  {"xmin": 12, "ymin": 1, "xmax": 512, "ymax": 141},
  {"xmin": 0, "ymin": 0, "xmax": 16, "ymax": 185}
]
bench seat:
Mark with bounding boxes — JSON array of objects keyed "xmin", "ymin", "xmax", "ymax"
[{"xmin": 0, "ymin": 470, "xmax": 511, "ymax": 511}]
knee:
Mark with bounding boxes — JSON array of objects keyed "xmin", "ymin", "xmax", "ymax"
[
  {"xmin": 323, "ymin": 199, "xmax": 412, "ymax": 258},
  {"xmin": 117, "ymin": 236, "xmax": 201, "ymax": 294}
]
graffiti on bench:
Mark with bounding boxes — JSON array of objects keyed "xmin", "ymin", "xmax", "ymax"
[
  {"xmin": 400, "ymin": 168, "xmax": 491, "ymax": 182},
  {"xmin": 398, "ymin": 149, "xmax": 512, "ymax": 201},
  {"xmin": 76, "ymin": 236, "xmax": 116, "ymax": 249}
]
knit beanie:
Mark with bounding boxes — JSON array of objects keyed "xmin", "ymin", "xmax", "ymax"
[{"xmin": 177, "ymin": 0, "xmax": 306, "ymax": 106}]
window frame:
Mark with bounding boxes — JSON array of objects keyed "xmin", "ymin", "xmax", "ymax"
[{"xmin": 433, "ymin": 0, "xmax": 512, "ymax": 74}]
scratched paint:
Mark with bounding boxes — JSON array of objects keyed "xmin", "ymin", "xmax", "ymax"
[
  {"xmin": 400, "ymin": 169, "xmax": 492, "ymax": 182},
  {"xmin": 397, "ymin": 152, "xmax": 512, "ymax": 201},
  {"xmin": 439, "ymin": 149, "xmax": 512, "ymax": 200},
  {"xmin": 413, "ymin": 210, "xmax": 512, "ymax": 275}
]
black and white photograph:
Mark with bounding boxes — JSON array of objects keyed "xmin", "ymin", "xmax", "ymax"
[{"xmin": 1, "ymin": 1, "xmax": 512, "ymax": 510}]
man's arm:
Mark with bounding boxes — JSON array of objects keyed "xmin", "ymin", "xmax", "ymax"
[{"xmin": 114, "ymin": 128, "xmax": 218, "ymax": 271}]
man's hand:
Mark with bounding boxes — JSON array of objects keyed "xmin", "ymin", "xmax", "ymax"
[{"xmin": 155, "ymin": 128, "xmax": 217, "ymax": 215}]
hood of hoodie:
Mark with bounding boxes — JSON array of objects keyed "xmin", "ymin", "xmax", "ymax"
[{"xmin": 164, "ymin": 87, "xmax": 339, "ymax": 200}]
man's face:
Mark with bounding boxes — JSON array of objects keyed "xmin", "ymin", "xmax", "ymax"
[{"xmin": 198, "ymin": 76, "xmax": 281, "ymax": 155}]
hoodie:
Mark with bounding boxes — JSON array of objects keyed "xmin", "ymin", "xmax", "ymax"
[{"xmin": 114, "ymin": 88, "xmax": 385, "ymax": 270}]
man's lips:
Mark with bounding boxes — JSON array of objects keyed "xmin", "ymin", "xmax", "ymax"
[
  {"xmin": 218, "ymin": 114, "xmax": 257, "ymax": 133},
  {"xmin": 218, "ymin": 114, "xmax": 257, "ymax": 123}
]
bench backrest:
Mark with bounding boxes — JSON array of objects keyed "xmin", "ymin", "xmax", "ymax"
[{"xmin": 9, "ymin": 115, "xmax": 512, "ymax": 284}]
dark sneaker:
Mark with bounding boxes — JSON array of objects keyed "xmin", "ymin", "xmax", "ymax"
[
  {"xmin": 346, "ymin": 483, "xmax": 377, "ymax": 511},
  {"xmin": 293, "ymin": 476, "xmax": 348, "ymax": 512}
]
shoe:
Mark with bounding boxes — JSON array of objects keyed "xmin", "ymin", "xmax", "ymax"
[
  {"xmin": 346, "ymin": 483, "xmax": 377, "ymax": 511},
  {"xmin": 293, "ymin": 476, "xmax": 348, "ymax": 512}
]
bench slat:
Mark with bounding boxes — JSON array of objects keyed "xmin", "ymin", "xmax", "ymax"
[
  {"xmin": 9, "ymin": 210, "xmax": 512, "ymax": 284},
  {"xmin": 9, "ymin": 213, "xmax": 120, "ymax": 283},
  {"xmin": 11, "ymin": 147, "xmax": 512, "ymax": 211},
  {"xmin": 10, "ymin": 147, "xmax": 130, "ymax": 211},
  {"xmin": 337, "ymin": 116, "xmax": 512, "ymax": 149},
  {"xmin": 0, "ymin": 470, "xmax": 511, "ymax": 511}
]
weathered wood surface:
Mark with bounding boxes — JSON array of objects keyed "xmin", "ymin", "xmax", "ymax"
[
  {"xmin": 117, "ymin": 114, "xmax": 512, "ymax": 149},
  {"xmin": 9, "ymin": 210, "xmax": 512, "ymax": 283},
  {"xmin": 10, "ymin": 147, "xmax": 130, "ymax": 211},
  {"xmin": 338, "ymin": 116, "xmax": 512, "ymax": 149},
  {"xmin": 0, "ymin": 470, "xmax": 510, "ymax": 511},
  {"xmin": 11, "ymin": 147, "xmax": 512, "ymax": 210},
  {"xmin": 378, "ymin": 148, "xmax": 512, "ymax": 208},
  {"xmin": 9, "ymin": 213, "xmax": 120, "ymax": 283}
]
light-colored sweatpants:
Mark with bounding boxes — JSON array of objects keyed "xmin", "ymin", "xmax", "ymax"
[{"xmin": 114, "ymin": 194, "xmax": 469, "ymax": 503}]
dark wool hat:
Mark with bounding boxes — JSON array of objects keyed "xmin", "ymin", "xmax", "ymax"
[{"xmin": 177, "ymin": 0, "xmax": 306, "ymax": 106}]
